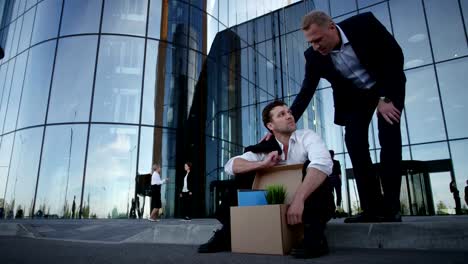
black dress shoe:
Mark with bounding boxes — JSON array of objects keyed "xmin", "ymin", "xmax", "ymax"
[
  {"xmin": 291, "ymin": 238, "xmax": 329, "ymax": 259},
  {"xmin": 344, "ymin": 213, "xmax": 383, "ymax": 223},
  {"xmin": 381, "ymin": 212, "xmax": 402, "ymax": 222},
  {"xmin": 198, "ymin": 228, "xmax": 230, "ymax": 253}
]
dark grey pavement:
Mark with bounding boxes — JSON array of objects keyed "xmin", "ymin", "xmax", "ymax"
[
  {"xmin": 1, "ymin": 236, "xmax": 467, "ymax": 264},
  {"xmin": 1, "ymin": 216, "xmax": 467, "ymax": 250}
]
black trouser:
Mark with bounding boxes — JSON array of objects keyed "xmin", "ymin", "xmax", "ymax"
[
  {"xmin": 215, "ymin": 161, "xmax": 335, "ymax": 246},
  {"xmin": 329, "ymin": 177, "xmax": 342, "ymax": 207},
  {"xmin": 180, "ymin": 192, "xmax": 192, "ymax": 218},
  {"xmin": 344, "ymin": 89, "xmax": 404, "ymax": 216}
]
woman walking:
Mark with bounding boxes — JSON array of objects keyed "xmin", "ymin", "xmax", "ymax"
[{"xmin": 149, "ymin": 163, "xmax": 169, "ymax": 221}]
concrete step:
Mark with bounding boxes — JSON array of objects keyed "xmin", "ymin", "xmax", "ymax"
[
  {"xmin": 326, "ymin": 216, "xmax": 468, "ymax": 250},
  {"xmin": 1, "ymin": 216, "xmax": 467, "ymax": 250}
]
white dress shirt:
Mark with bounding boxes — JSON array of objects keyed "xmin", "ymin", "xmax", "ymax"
[
  {"xmin": 330, "ymin": 25, "xmax": 376, "ymax": 89},
  {"xmin": 151, "ymin": 171, "xmax": 167, "ymax": 185},
  {"xmin": 182, "ymin": 172, "xmax": 189, "ymax": 192},
  {"xmin": 224, "ymin": 129, "xmax": 333, "ymax": 176}
]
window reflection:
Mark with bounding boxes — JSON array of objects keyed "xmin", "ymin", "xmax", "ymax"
[
  {"xmin": 17, "ymin": 41, "xmax": 56, "ymax": 129},
  {"xmin": 437, "ymin": 58, "xmax": 468, "ymax": 140},
  {"xmin": 35, "ymin": 125, "xmax": 87, "ymax": 218},
  {"xmin": 83, "ymin": 125, "xmax": 138, "ymax": 219},
  {"xmin": 449, "ymin": 140, "xmax": 468, "ymax": 197},
  {"xmin": 25, "ymin": 0, "xmax": 37, "ymax": 10},
  {"xmin": 148, "ymin": 0, "xmax": 162, "ymax": 39},
  {"xmin": 404, "ymin": 66, "xmax": 446, "ymax": 144},
  {"xmin": 18, "ymin": 7, "xmax": 35, "ymax": 53},
  {"xmin": 102, "ymin": 0, "xmax": 147, "ymax": 37},
  {"xmin": 3, "ymin": 127, "xmax": 43, "ymax": 219},
  {"xmin": 330, "ymin": 0, "xmax": 356, "ymax": 17},
  {"xmin": 31, "ymin": 0, "xmax": 62, "ymax": 45},
  {"xmin": 4, "ymin": 52, "xmax": 28, "ymax": 133},
  {"xmin": 424, "ymin": 0, "xmax": 468, "ymax": 61},
  {"xmin": 137, "ymin": 127, "xmax": 176, "ymax": 218},
  {"xmin": 0, "ymin": 134, "xmax": 14, "ymax": 207},
  {"xmin": 0, "ymin": 62, "xmax": 15, "ymax": 132},
  {"xmin": 93, "ymin": 36, "xmax": 144, "ymax": 124},
  {"xmin": 48, "ymin": 36, "xmax": 98, "ymax": 123},
  {"xmin": 390, "ymin": 0, "xmax": 432, "ymax": 69},
  {"xmin": 60, "ymin": 0, "xmax": 102, "ymax": 36}
]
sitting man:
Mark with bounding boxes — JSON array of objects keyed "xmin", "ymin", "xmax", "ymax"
[{"xmin": 198, "ymin": 100, "xmax": 335, "ymax": 258}]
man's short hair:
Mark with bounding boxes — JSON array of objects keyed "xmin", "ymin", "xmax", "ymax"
[
  {"xmin": 262, "ymin": 100, "xmax": 287, "ymax": 131},
  {"xmin": 302, "ymin": 10, "xmax": 333, "ymax": 30}
]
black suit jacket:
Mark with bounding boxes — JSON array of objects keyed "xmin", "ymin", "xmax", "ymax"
[
  {"xmin": 291, "ymin": 12, "xmax": 406, "ymax": 126},
  {"xmin": 180, "ymin": 172, "xmax": 195, "ymax": 193}
]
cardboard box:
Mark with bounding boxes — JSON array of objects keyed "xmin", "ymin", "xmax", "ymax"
[
  {"xmin": 231, "ymin": 164, "xmax": 304, "ymax": 255},
  {"xmin": 237, "ymin": 190, "xmax": 267, "ymax": 206}
]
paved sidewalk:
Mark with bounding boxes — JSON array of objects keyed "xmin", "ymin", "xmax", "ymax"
[
  {"xmin": 1, "ymin": 236, "xmax": 467, "ymax": 264},
  {"xmin": 1, "ymin": 216, "xmax": 467, "ymax": 250}
]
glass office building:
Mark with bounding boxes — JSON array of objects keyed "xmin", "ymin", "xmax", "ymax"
[{"xmin": 0, "ymin": 0, "xmax": 467, "ymax": 219}]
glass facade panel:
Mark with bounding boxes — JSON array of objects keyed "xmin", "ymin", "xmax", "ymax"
[
  {"xmin": 17, "ymin": 7, "xmax": 35, "ymax": 53},
  {"xmin": 147, "ymin": 0, "xmax": 162, "ymax": 39},
  {"xmin": 101, "ymin": 0, "xmax": 147, "ymax": 37},
  {"xmin": 330, "ymin": 0, "xmax": 356, "ymax": 17},
  {"xmin": 3, "ymin": 127, "xmax": 43, "ymax": 219},
  {"xmin": 0, "ymin": 133, "xmax": 14, "ymax": 202},
  {"xmin": 60, "ymin": 0, "xmax": 102, "ymax": 36},
  {"xmin": 437, "ymin": 58, "xmax": 468, "ymax": 140},
  {"xmin": 390, "ymin": 0, "xmax": 432, "ymax": 69},
  {"xmin": 17, "ymin": 40, "xmax": 55, "ymax": 129},
  {"xmin": 48, "ymin": 36, "xmax": 97, "ymax": 123},
  {"xmin": 404, "ymin": 66, "xmax": 446, "ymax": 144},
  {"xmin": 450, "ymin": 140, "xmax": 468, "ymax": 197},
  {"xmin": 4, "ymin": 52, "xmax": 28, "ymax": 133},
  {"xmin": 83, "ymin": 125, "xmax": 138, "ymax": 219},
  {"xmin": 0, "ymin": 62, "xmax": 15, "ymax": 132},
  {"xmin": 35, "ymin": 125, "xmax": 87, "ymax": 218},
  {"xmin": 93, "ymin": 36, "xmax": 144, "ymax": 124},
  {"xmin": 424, "ymin": 0, "xmax": 468, "ymax": 62},
  {"xmin": 31, "ymin": 0, "xmax": 62, "ymax": 45}
]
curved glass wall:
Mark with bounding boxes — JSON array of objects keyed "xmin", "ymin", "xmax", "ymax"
[{"xmin": 0, "ymin": 0, "xmax": 467, "ymax": 219}]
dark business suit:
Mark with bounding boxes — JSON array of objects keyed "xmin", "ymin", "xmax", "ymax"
[
  {"xmin": 291, "ymin": 12, "xmax": 406, "ymax": 217},
  {"xmin": 180, "ymin": 172, "xmax": 194, "ymax": 218}
]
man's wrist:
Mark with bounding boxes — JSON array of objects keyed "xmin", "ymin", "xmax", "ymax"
[{"xmin": 379, "ymin": 96, "xmax": 391, "ymax": 103}]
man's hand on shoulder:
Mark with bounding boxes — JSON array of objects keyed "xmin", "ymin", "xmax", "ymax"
[
  {"xmin": 260, "ymin": 132, "xmax": 273, "ymax": 142},
  {"xmin": 260, "ymin": 151, "xmax": 280, "ymax": 169}
]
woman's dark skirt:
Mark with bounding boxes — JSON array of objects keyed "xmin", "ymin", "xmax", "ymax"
[{"xmin": 151, "ymin": 184, "xmax": 162, "ymax": 209}]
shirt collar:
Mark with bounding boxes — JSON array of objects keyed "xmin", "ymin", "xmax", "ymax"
[
  {"xmin": 274, "ymin": 131, "xmax": 297, "ymax": 151},
  {"xmin": 331, "ymin": 25, "xmax": 349, "ymax": 53}
]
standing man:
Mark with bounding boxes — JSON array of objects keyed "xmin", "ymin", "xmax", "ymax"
[
  {"xmin": 291, "ymin": 11, "xmax": 406, "ymax": 223},
  {"xmin": 329, "ymin": 150, "xmax": 342, "ymax": 214}
]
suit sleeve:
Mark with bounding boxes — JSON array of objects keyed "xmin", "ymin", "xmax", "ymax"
[{"xmin": 290, "ymin": 52, "xmax": 321, "ymax": 122}]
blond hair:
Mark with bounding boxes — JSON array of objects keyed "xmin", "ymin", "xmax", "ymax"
[{"xmin": 302, "ymin": 10, "xmax": 333, "ymax": 30}]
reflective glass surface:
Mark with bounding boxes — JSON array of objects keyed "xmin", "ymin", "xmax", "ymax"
[
  {"xmin": 17, "ymin": 41, "xmax": 56, "ymax": 129},
  {"xmin": 31, "ymin": 0, "xmax": 62, "ymax": 45},
  {"xmin": 3, "ymin": 127, "xmax": 43, "ymax": 219},
  {"xmin": 60, "ymin": 0, "xmax": 102, "ymax": 36},
  {"xmin": 83, "ymin": 125, "xmax": 138, "ymax": 219},
  {"xmin": 48, "ymin": 36, "xmax": 98, "ymax": 123},
  {"xmin": 93, "ymin": 36, "xmax": 144, "ymax": 124},
  {"xmin": 102, "ymin": 0, "xmax": 147, "ymax": 37},
  {"xmin": 35, "ymin": 125, "xmax": 87, "ymax": 218}
]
